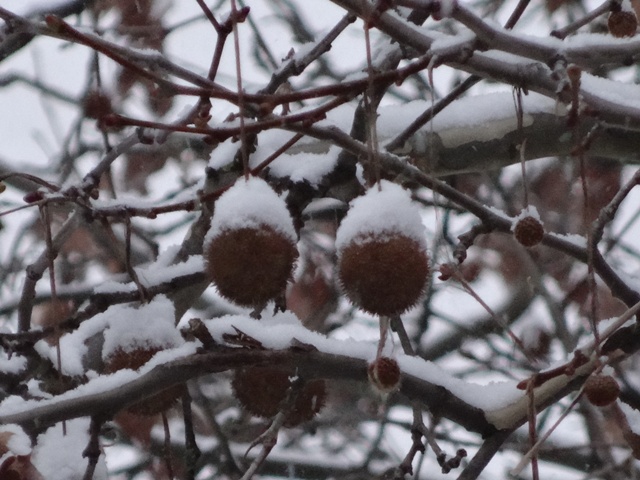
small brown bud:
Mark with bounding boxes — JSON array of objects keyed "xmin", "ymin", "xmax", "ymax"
[{"xmin": 23, "ymin": 191, "xmax": 44, "ymax": 204}]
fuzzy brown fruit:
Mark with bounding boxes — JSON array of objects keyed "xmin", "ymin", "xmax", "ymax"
[
  {"xmin": 232, "ymin": 366, "xmax": 326, "ymax": 427},
  {"xmin": 513, "ymin": 216, "xmax": 544, "ymax": 247},
  {"xmin": 104, "ymin": 346, "xmax": 184, "ymax": 416},
  {"xmin": 205, "ymin": 225, "xmax": 298, "ymax": 308},
  {"xmin": 368, "ymin": 356, "xmax": 401, "ymax": 393},
  {"xmin": 608, "ymin": 10, "xmax": 638, "ymax": 38},
  {"xmin": 82, "ymin": 90, "xmax": 113, "ymax": 120},
  {"xmin": 205, "ymin": 176, "xmax": 299, "ymax": 310},
  {"xmin": 338, "ymin": 233, "xmax": 429, "ymax": 316},
  {"xmin": 583, "ymin": 374, "xmax": 620, "ymax": 407}
]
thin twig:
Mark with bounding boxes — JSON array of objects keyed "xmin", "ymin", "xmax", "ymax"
[
  {"xmin": 250, "ymin": 133, "xmax": 304, "ymax": 175},
  {"xmin": 458, "ymin": 430, "xmax": 513, "ymax": 480},
  {"xmin": 162, "ymin": 412, "xmax": 175, "ymax": 479},
  {"xmin": 230, "ymin": 0, "xmax": 249, "ymax": 179},
  {"xmin": 550, "ymin": 0, "xmax": 612, "ymax": 39},
  {"xmin": 241, "ymin": 378, "xmax": 305, "ymax": 479},
  {"xmin": 182, "ymin": 389, "xmax": 200, "ymax": 480},
  {"xmin": 526, "ymin": 378, "xmax": 540, "ymax": 480},
  {"xmin": 17, "ymin": 210, "xmax": 82, "ymax": 332},
  {"xmin": 124, "ymin": 213, "xmax": 148, "ymax": 303},
  {"xmin": 82, "ymin": 417, "xmax": 104, "ymax": 480},
  {"xmin": 237, "ymin": 0, "xmax": 278, "ymax": 70},
  {"xmin": 195, "ymin": 0, "xmax": 222, "ymax": 32}
]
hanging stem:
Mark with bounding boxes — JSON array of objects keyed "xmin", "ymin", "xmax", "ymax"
[
  {"xmin": 231, "ymin": 0, "xmax": 249, "ymax": 179},
  {"xmin": 363, "ymin": 23, "xmax": 380, "ymax": 189},
  {"xmin": 513, "ymin": 87, "xmax": 528, "ymax": 207}
]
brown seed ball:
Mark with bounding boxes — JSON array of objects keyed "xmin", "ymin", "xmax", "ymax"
[
  {"xmin": 338, "ymin": 233, "xmax": 429, "ymax": 316},
  {"xmin": 205, "ymin": 225, "xmax": 298, "ymax": 308},
  {"xmin": 335, "ymin": 181, "xmax": 429, "ymax": 317},
  {"xmin": 232, "ymin": 366, "xmax": 326, "ymax": 427},
  {"xmin": 205, "ymin": 177, "xmax": 299, "ymax": 309},
  {"xmin": 513, "ymin": 216, "xmax": 544, "ymax": 247},
  {"xmin": 82, "ymin": 90, "xmax": 113, "ymax": 120},
  {"xmin": 608, "ymin": 10, "xmax": 638, "ymax": 38},
  {"xmin": 368, "ymin": 356, "xmax": 401, "ymax": 393},
  {"xmin": 287, "ymin": 378, "xmax": 327, "ymax": 427},
  {"xmin": 232, "ymin": 366, "xmax": 289, "ymax": 419},
  {"xmin": 584, "ymin": 374, "xmax": 620, "ymax": 407},
  {"xmin": 104, "ymin": 346, "xmax": 184, "ymax": 416}
]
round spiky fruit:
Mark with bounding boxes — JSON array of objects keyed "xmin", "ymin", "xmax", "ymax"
[
  {"xmin": 584, "ymin": 374, "xmax": 620, "ymax": 407},
  {"xmin": 368, "ymin": 356, "xmax": 401, "ymax": 394},
  {"xmin": 232, "ymin": 366, "xmax": 326, "ymax": 427},
  {"xmin": 101, "ymin": 296, "xmax": 185, "ymax": 416},
  {"xmin": 205, "ymin": 177, "xmax": 298, "ymax": 308},
  {"xmin": 513, "ymin": 212, "xmax": 544, "ymax": 247},
  {"xmin": 608, "ymin": 10, "xmax": 637, "ymax": 38},
  {"xmin": 339, "ymin": 234, "xmax": 429, "ymax": 316},
  {"xmin": 104, "ymin": 346, "xmax": 184, "ymax": 416},
  {"xmin": 206, "ymin": 226, "xmax": 297, "ymax": 308},
  {"xmin": 336, "ymin": 181, "xmax": 429, "ymax": 316}
]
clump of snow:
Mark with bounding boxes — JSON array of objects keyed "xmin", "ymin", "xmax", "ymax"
[
  {"xmin": 335, "ymin": 180, "xmax": 427, "ymax": 252},
  {"xmin": 265, "ymin": 145, "xmax": 340, "ymax": 185},
  {"xmin": 485, "ymin": 205, "xmax": 512, "ymax": 221},
  {"xmin": 399, "ymin": 355, "xmax": 522, "ymax": 410},
  {"xmin": 37, "ymin": 295, "xmax": 182, "ymax": 376},
  {"xmin": 102, "ymin": 295, "xmax": 183, "ymax": 360},
  {"xmin": 90, "ymin": 180, "xmax": 199, "ymax": 210},
  {"xmin": 316, "ymin": 103, "xmax": 359, "ymax": 133},
  {"xmin": 31, "ymin": 418, "xmax": 108, "ymax": 480},
  {"xmin": 334, "ymin": 94, "xmax": 557, "ymax": 150},
  {"xmin": 379, "ymin": 92, "xmax": 565, "ymax": 152},
  {"xmin": 550, "ymin": 232, "xmax": 587, "ymax": 248},
  {"xmin": 511, "ymin": 205, "xmax": 542, "ymax": 231},
  {"xmin": 94, "ymin": 254, "xmax": 204, "ymax": 294},
  {"xmin": 208, "ymin": 138, "xmax": 238, "ymax": 170},
  {"xmin": 245, "ymin": 129, "xmax": 339, "ymax": 185},
  {"xmin": 204, "ymin": 312, "xmax": 381, "ymax": 359},
  {"xmin": 258, "ymin": 310, "xmax": 303, "ymax": 327},
  {"xmin": 621, "ymin": 0, "xmax": 635, "ymax": 13},
  {"xmin": 620, "ymin": 402, "xmax": 640, "ymax": 436},
  {"xmin": 36, "ymin": 312, "xmax": 110, "ymax": 376},
  {"xmin": 206, "ymin": 176, "xmax": 296, "ymax": 243},
  {"xmin": 0, "ymin": 351, "xmax": 27, "ymax": 375},
  {"xmin": 0, "ymin": 424, "xmax": 31, "ymax": 461},
  {"xmin": 581, "ymin": 73, "xmax": 640, "ymax": 112}
]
